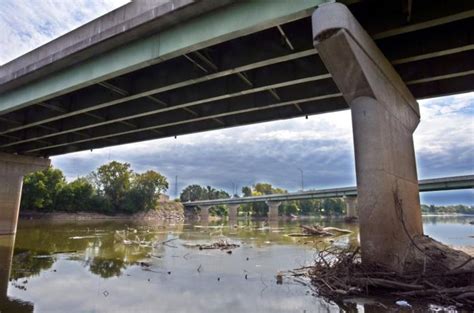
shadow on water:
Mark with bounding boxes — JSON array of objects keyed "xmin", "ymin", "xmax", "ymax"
[{"xmin": 0, "ymin": 216, "xmax": 471, "ymax": 312}]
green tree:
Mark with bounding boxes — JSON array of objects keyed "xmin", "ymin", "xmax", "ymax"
[
  {"xmin": 91, "ymin": 161, "xmax": 133, "ymax": 210},
  {"xmin": 180, "ymin": 185, "xmax": 205, "ymax": 201},
  {"xmin": 124, "ymin": 170, "xmax": 168, "ymax": 213},
  {"xmin": 280, "ymin": 201, "xmax": 300, "ymax": 216},
  {"xmin": 21, "ymin": 167, "xmax": 66, "ymax": 211},
  {"xmin": 242, "ymin": 186, "xmax": 252, "ymax": 197},
  {"xmin": 56, "ymin": 177, "xmax": 95, "ymax": 212}
]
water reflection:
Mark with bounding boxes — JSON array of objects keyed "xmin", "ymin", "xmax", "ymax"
[
  {"xmin": 0, "ymin": 216, "xmax": 471, "ymax": 312},
  {"xmin": 0, "ymin": 235, "xmax": 34, "ymax": 312}
]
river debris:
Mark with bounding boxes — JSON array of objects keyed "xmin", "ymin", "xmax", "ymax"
[
  {"xmin": 114, "ymin": 230, "xmax": 159, "ymax": 247},
  {"xmin": 68, "ymin": 235, "xmax": 101, "ymax": 240},
  {"xmin": 284, "ymin": 246, "xmax": 474, "ymax": 310},
  {"xmin": 183, "ymin": 240, "xmax": 240, "ymax": 250},
  {"xmin": 154, "ymin": 238, "xmax": 178, "ymax": 248},
  {"xmin": 288, "ymin": 225, "xmax": 352, "ymax": 237}
]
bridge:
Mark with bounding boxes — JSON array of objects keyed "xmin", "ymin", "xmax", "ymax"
[
  {"xmin": 184, "ymin": 175, "xmax": 474, "ymax": 220},
  {"xmin": 0, "ymin": 0, "xmax": 473, "ymax": 272}
]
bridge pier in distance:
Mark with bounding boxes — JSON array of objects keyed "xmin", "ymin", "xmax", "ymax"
[
  {"xmin": 313, "ymin": 3, "xmax": 423, "ymax": 272},
  {"xmin": 227, "ymin": 204, "xmax": 239, "ymax": 225},
  {"xmin": 266, "ymin": 201, "xmax": 281, "ymax": 221},
  {"xmin": 0, "ymin": 153, "xmax": 50, "ymax": 235},
  {"xmin": 344, "ymin": 196, "xmax": 358, "ymax": 220},
  {"xmin": 198, "ymin": 205, "xmax": 211, "ymax": 223}
]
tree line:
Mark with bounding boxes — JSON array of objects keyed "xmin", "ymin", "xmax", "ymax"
[
  {"xmin": 21, "ymin": 161, "xmax": 168, "ymax": 214},
  {"xmin": 180, "ymin": 182, "xmax": 347, "ymax": 217},
  {"xmin": 421, "ymin": 204, "xmax": 473, "ymax": 215}
]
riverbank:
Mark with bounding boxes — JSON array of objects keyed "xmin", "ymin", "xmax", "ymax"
[{"xmin": 19, "ymin": 201, "xmax": 184, "ymax": 222}]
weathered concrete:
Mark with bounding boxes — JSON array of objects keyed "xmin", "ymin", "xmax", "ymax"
[
  {"xmin": 344, "ymin": 196, "xmax": 358, "ymax": 218},
  {"xmin": 313, "ymin": 3, "xmax": 423, "ymax": 272},
  {"xmin": 227, "ymin": 204, "xmax": 239, "ymax": 223},
  {"xmin": 0, "ymin": 0, "xmax": 325, "ymax": 115},
  {"xmin": 0, "ymin": 0, "xmax": 235, "ymax": 93},
  {"xmin": 0, "ymin": 153, "xmax": 50, "ymax": 234},
  {"xmin": 198, "ymin": 205, "xmax": 210, "ymax": 222},
  {"xmin": 266, "ymin": 201, "xmax": 281, "ymax": 221}
]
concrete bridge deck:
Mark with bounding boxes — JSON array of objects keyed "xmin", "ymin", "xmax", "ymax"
[
  {"xmin": 183, "ymin": 175, "xmax": 474, "ymax": 207},
  {"xmin": 0, "ymin": 0, "xmax": 473, "ymax": 157}
]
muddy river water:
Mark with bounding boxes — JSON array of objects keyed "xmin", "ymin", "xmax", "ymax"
[{"xmin": 0, "ymin": 215, "xmax": 472, "ymax": 312}]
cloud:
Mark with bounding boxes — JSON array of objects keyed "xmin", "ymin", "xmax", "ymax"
[
  {"xmin": 52, "ymin": 112, "xmax": 357, "ymax": 193},
  {"xmin": 0, "ymin": 0, "xmax": 129, "ymax": 65}
]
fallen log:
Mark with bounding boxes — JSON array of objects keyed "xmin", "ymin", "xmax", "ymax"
[
  {"xmin": 394, "ymin": 286, "xmax": 474, "ymax": 297},
  {"xmin": 300, "ymin": 225, "xmax": 352, "ymax": 236},
  {"xmin": 301, "ymin": 225, "xmax": 333, "ymax": 236},
  {"xmin": 353, "ymin": 277, "xmax": 424, "ymax": 290}
]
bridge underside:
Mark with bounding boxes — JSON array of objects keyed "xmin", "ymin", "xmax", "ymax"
[{"xmin": 0, "ymin": 0, "xmax": 473, "ymax": 157}]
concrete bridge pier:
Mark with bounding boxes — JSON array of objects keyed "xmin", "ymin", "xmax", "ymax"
[
  {"xmin": 227, "ymin": 204, "xmax": 239, "ymax": 224},
  {"xmin": 344, "ymin": 196, "xmax": 358, "ymax": 219},
  {"xmin": 266, "ymin": 201, "xmax": 281, "ymax": 221},
  {"xmin": 0, "ymin": 153, "xmax": 50, "ymax": 235},
  {"xmin": 313, "ymin": 3, "xmax": 423, "ymax": 272},
  {"xmin": 198, "ymin": 205, "xmax": 211, "ymax": 222}
]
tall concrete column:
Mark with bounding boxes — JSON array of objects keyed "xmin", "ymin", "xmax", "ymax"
[
  {"xmin": 0, "ymin": 153, "xmax": 50, "ymax": 235},
  {"xmin": 313, "ymin": 3, "xmax": 423, "ymax": 272},
  {"xmin": 227, "ymin": 204, "xmax": 239, "ymax": 224},
  {"xmin": 266, "ymin": 201, "xmax": 281, "ymax": 221},
  {"xmin": 198, "ymin": 205, "xmax": 210, "ymax": 222},
  {"xmin": 344, "ymin": 196, "xmax": 358, "ymax": 219}
]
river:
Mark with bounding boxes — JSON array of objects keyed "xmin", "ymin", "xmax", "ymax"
[{"xmin": 0, "ymin": 215, "xmax": 472, "ymax": 312}]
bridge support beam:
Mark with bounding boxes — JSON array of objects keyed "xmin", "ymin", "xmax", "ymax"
[
  {"xmin": 344, "ymin": 196, "xmax": 358, "ymax": 219},
  {"xmin": 266, "ymin": 201, "xmax": 281, "ymax": 221},
  {"xmin": 313, "ymin": 3, "xmax": 423, "ymax": 272},
  {"xmin": 0, "ymin": 153, "xmax": 50, "ymax": 235},
  {"xmin": 227, "ymin": 204, "xmax": 239, "ymax": 224},
  {"xmin": 198, "ymin": 205, "xmax": 211, "ymax": 222}
]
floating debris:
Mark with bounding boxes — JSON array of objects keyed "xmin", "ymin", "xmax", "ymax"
[
  {"xmin": 183, "ymin": 240, "xmax": 240, "ymax": 250},
  {"xmin": 395, "ymin": 300, "xmax": 412, "ymax": 308},
  {"xmin": 68, "ymin": 235, "xmax": 99, "ymax": 240}
]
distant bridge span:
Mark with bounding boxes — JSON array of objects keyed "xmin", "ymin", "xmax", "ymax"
[{"xmin": 184, "ymin": 175, "xmax": 474, "ymax": 207}]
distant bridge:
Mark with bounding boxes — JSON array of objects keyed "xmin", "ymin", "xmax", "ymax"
[{"xmin": 183, "ymin": 175, "xmax": 474, "ymax": 207}]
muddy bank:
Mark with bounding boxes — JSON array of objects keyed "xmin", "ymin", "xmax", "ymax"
[{"xmin": 20, "ymin": 201, "xmax": 184, "ymax": 222}]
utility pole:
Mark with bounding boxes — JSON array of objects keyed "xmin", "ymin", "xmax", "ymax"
[
  {"xmin": 297, "ymin": 168, "xmax": 304, "ymax": 191},
  {"xmin": 175, "ymin": 175, "xmax": 178, "ymax": 199}
]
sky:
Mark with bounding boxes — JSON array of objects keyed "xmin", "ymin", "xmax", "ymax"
[{"xmin": 1, "ymin": 0, "xmax": 473, "ymax": 205}]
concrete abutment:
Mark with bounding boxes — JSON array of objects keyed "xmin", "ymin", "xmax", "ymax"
[{"xmin": 0, "ymin": 153, "xmax": 50, "ymax": 235}]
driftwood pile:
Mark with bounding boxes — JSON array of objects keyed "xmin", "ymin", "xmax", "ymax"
[{"xmin": 288, "ymin": 246, "xmax": 474, "ymax": 310}]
